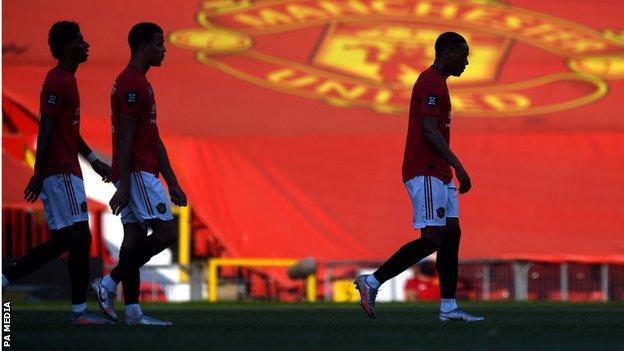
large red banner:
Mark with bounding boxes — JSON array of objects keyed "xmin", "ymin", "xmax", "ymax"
[{"xmin": 4, "ymin": 0, "xmax": 624, "ymax": 262}]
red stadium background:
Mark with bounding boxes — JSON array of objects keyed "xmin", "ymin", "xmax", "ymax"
[{"xmin": 3, "ymin": 0, "xmax": 624, "ymax": 275}]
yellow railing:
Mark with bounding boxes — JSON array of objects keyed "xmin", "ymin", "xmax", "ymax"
[
  {"xmin": 207, "ymin": 258, "xmax": 317, "ymax": 302},
  {"xmin": 172, "ymin": 205, "xmax": 191, "ymax": 283}
]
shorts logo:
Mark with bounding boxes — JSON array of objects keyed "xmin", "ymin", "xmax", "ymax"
[
  {"xmin": 47, "ymin": 94, "xmax": 58, "ymax": 106},
  {"xmin": 437, "ymin": 207, "xmax": 445, "ymax": 219},
  {"xmin": 81, "ymin": 201, "xmax": 88, "ymax": 213},
  {"xmin": 426, "ymin": 94, "xmax": 438, "ymax": 108},
  {"xmin": 170, "ymin": 0, "xmax": 623, "ymax": 117},
  {"xmin": 126, "ymin": 92, "xmax": 138, "ymax": 105},
  {"xmin": 157, "ymin": 203, "xmax": 167, "ymax": 214}
]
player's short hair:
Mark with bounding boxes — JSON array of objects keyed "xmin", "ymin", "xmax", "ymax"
[
  {"xmin": 434, "ymin": 32, "xmax": 467, "ymax": 58},
  {"xmin": 128, "ymin": 22, "xmax": 163, "ymax": 53},
  {"xmin": 48, "ymin": 21, "xmax": 80, "ymax": 59}
]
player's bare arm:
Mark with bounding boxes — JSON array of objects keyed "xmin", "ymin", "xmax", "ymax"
[
  {"xmin": 78, "ymin": 135, "xmax": 112, "ymax": 182},
  {"xmin": 109, "ymin": 113, "xmax": 138, "ymax": 215},
  {"xmin": 422, "ymin": 115, "xmax": 471, "ymax": 194},
  {"xmin": 24, "ymin": 113, "xmax": 56, "ymax": 202},
  {"xmin": 155, "ymin": 130, "xmax": 187, "ymax": 207}
]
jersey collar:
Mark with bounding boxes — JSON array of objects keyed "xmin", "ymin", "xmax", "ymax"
[{"xmin": 128, "ymin": 63, "xmax": 145, "ymax": 75}]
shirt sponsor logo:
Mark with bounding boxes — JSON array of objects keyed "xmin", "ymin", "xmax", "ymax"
[{"xmin": 170, "ymin": 0, "xmax": 622, "ymax": 117}]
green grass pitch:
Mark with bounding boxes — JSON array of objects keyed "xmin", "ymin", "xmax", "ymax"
[{"xmin": 5, "ymin": 301, "xmax": 624, "ymax": 350}]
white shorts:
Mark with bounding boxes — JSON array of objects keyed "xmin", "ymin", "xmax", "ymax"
[
  {"xmin": 40, "ymin": 174, "xmax": 89, "ymax": 230},
  {"xmin": 118, "ymin": 171, "xmax": 173, "ymax": 224},
  {"xmin": 405, "ymin": 175, "xmax": 459, "ymax": 229}
]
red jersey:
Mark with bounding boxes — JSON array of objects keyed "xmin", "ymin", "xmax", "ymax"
[
  {"xmin": 402, "ymin": 66, "xmax": 452, "ymax": 183},
  {"xmin": 111, "ymin": 65, "xmax": 160, "ymax": 181},
  {"xmin": 39, "ymin": 65, "xmax": 82, "ymax": 178}
]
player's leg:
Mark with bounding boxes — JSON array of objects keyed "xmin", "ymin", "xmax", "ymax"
[
  {"xmin": 371, "ymin": 175, "xmax": 448, "ymax": 284},
  {"xmin": 2, "ymin": 228, "xmax": 71, "ymax": 286},
  {"xmin": 63, "ymin": 175, "xmax": 113, "ymax": 324},
  {"xmin": 93, "ymin": 172, "xmax": 174, "ymax": 325},
  {"xmin": 436, "ymin": 182, "xmax": 483, "ymax": 322},
  {"xmin": 104, "ymin": 219, "xmax": 174, "ymax": 325},
  {"xmin": 120, "ymin": 221, "xmax": 174, "ymax": 326},
  {"xmin": 372, "ymin": 176, "xmax": 447, "ymax": 282},
  {"xmin": 108, "ymin": 219, "xmax": 176, "ymax": 283},
  {"xmin": 3, "ymin": 225, "xmax": 110, "ymax": 324},
  {"xmin": 65, "ymin": 220, "xmax": 111, "ymax": 324},
  {"xmin": 91, "ymin": 191, "xmax": 142, "ymax": 322},
  {"xmin": 437, "ymin": 221, "xmax": 483, "ymax": 321},
  {"xmin": 120, "ymin": 223, "xmax": 147, "ymax": 321},
  {"xmin": 109, "ymin": 172, "xmax": 177, "ymax": 283},
  {"xmin": 4, "ymin": 174, "xmax": 111, "ymax": 323},
  {"xmin": 2, "ymin": 174, "xmax": 76, "ymax": 287},
  {"xmin": 371, "ymin": 232, "xmax": 441, "ymax": 287},
  {"xmin": 66, "ymin": 221, "xmax": 91, "ymax": 309},
  {"xmin": 436, "ymin": 218, "xmax": 460, "ymax": 312},
  {"xmin": 60, "ymin": 175, "xmax": 92, "ymax": 313},
  {"xmin": 355, "ymin": 176, "xmax": 445, "ymax": 318}
]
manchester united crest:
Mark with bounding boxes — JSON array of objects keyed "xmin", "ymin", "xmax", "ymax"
[{"xmin": 170, "ymin": 0, "xmax": 624, "ymax": 116}]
